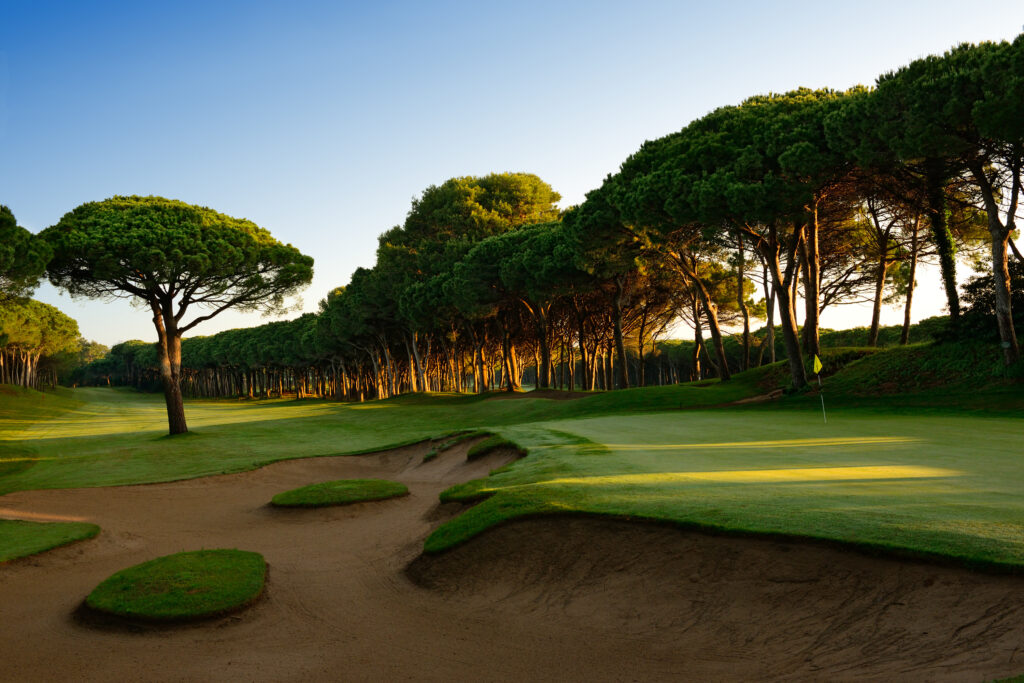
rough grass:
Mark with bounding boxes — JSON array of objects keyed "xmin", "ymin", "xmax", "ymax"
[
  {"xmin": 84, "ymin": 549, "xmax": 266, "ymax": 622},
  {"xmin": 825, "ymin": 341, "xmax": 1023, "ymax": 396},
  {"xmin": 271, "ymin": 479, "xmax": 408, "ymax": 507},
  {"xmin": 0, "ymin": 519, "xmax": 100, "ymax": 562}
]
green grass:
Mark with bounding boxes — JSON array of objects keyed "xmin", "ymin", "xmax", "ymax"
[
  {"xmin": 0, "ymin": 519, "xmax": 100, "ymax": 562},
  {"xmin": 271, "ymin": 478, "xmax": 409, "ymax": 507},
  {"xmin": 2, "ymin": 341, "xmax": 1022, "ymax": 571},
  {"xmin": 84, "ymin": 549, "xmax": 266, "ymax": 622},
  {"xmin": 426, "ymin": 409, "xmax": 1024, "ymax": 569},
  {"xmin": 0, "ymin": 375, "xmax": 776, "ymax": 495},
  {"xmin": 466, "ymin": 434, "xmax": 527, "ymax": 460},
  {"xmin": 825, "ymin": 341, "xmax": 1021, "ymax": 394}
]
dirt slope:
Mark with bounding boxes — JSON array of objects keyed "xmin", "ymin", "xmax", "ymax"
[{"xmin": 1, "ymin": 439, "xmax": 1022, "ymax": 682}]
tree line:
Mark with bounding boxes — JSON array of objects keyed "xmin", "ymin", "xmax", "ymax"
[
  {"xmin": 147, "ymin": 37, "xmax": 1019, "ymax": 400},
  {"xmin": 2, "ymin": 37, "xmax": 1021, "ymax": 430},
  {"xmin": 0, "ymin": 207, "xmax": 109, "ymax": 389}
]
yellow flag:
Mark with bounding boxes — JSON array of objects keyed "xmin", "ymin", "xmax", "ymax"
[{"xmin": 813, "ymin": 355, "xmax": 822, "ymax": 374}]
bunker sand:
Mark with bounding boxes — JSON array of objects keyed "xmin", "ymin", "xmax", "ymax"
[{"xmin": 1, "ymin": 439, "xmax": 1023, "ymax": 682}]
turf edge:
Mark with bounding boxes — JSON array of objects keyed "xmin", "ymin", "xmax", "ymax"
[
  {"xmin": 0, "ymin": 520, "xmax": 101, "ymax": 563},
  {"xmin": 422, "ymin": 510, "xmax": 1024, "ymax": 575}
]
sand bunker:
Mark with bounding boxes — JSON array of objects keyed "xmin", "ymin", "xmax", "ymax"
[{"xmin": 1, "ymin": 437, "xmax": 1022, "ymax": 681}]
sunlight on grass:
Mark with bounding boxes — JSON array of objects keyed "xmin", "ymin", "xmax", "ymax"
[
  {"xmin": 604, "ymin": 436, "xmax": 921, "ymax": 450},
  {"xmin": 520, "ymin": 465, "xmax": 960, "ymax": 488},
  {"xmin": 2, "ymin": 392, "xmax": 342, "ymax": 440},
  {"xmin": 6, "ymin": 385, "xmax": 1024, "ymax": 569}
]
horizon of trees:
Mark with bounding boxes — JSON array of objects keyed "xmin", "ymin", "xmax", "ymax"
[
  {"xmin": 3, "ymin": 36, "xmax": 1022, "ymax": 402},
  {"xmin": 0, "ymin": 207, "xmax": 108, "ymax": 390}
]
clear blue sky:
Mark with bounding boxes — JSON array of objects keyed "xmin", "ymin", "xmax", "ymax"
[{"xmin": 2, "ymin": 0, "xmax": 1021, "ymax": 346}]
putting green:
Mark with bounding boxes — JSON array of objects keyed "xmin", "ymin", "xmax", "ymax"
[{"xmin": 430, "ymin": 411, "xmax": 1024, "ymax": 567}]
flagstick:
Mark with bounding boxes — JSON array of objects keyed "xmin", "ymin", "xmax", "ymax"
[{"xmin": 817, "ymin": 372, "xmax": 827, "ymax": 424}]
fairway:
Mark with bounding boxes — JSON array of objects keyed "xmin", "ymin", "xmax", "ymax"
[
  {"xmin": 3, "ymin": 387, "xmax": 1023, "ymax": 567},
  {"xmin": 7, "ymin": 8, "xmax": 1024, "ymax": 681},
  {"xmin": 3, "ymin": 386, "xmax": 1024, "ymax": 680}
]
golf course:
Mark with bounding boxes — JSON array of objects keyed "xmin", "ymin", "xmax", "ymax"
[
  {"xmin": 5, "ymin": 8, "xmax": 1024, "ymax": 680},
  {"xmin": 2, "ymin": 359, "xmax": 1023, "ymax": 680}
]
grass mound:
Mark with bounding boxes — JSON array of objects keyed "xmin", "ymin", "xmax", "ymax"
[
  {"xmin": 85, "ymin": 549, "xmax": 266, "ymax": 622},
  {"xmin": 0, "ymin": 519, "xmax": 100, "ymax": 562},
  {"xmin": 826, "ymin": 341, "xmax": 1017, "ymax": 392},
  {"xmin": 818, "ymin": 341, "xmax": 1024, "ymax": 412},
  {"xmin": 271, "ymin": 478, "xmax": 409, "ymax": 507},
  {"xmin": 466, "ymin": 434, "xmax": 527, "ymax": 461}
]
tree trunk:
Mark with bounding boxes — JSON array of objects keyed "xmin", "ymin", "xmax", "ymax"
[
  {"xmin": 868, "ymin": 241, "xmax": 889, "ymax": 347},
  {"xmin": 990, "ymin": 231, "xmax": 1020, "ymax": 365},
  {"xmin": 367, "ymin": 350, "xmax": 383, "ymax": 399},
  {"xmin": 691, "ymin": 301, "xmax": 703, "ymax": 381},
  {"xmin": 410, "ymin": 331, "xmax": 426, "ymax": 393},
  {"xmin": 926, "ymin": 160, "xmax": 960, "ymax": 323},
  {"xmin": 567, "ymin": 341, "xmax": 575, "ymax": 390},
  {"xmin": 382, "ymin": 341, "xmax": 397, "ymax": 397},
  {"xmin": 901, "ymin": 215, "xmax": 921, "ymax": 345},
  {"xmin": 673, "ymin": 253, "xmax": 730, "ymax": 381},
  {"xmin": 534, "ymin": 306, "xmax": 552, "ymax": 389},
  {"xmin": 800, "ymin": 213, "xmax": 821, "ymax": 358},
  {"xmin": 575, "ymin": 304, "xmax": 589, "ymax": 391},
  {"xmin": 966, "ymin": 157, "xmax": 1020, "ymax": 365},
  {"xmin": 501, "ymin": 329, "xmax": 520, "ymax": 392},
  {"xmin": 636, "ymin": 334, "xmax": 646, "ymax": 387},
  {"xmin": 757, "ymin": 224, "xmax": 807, "ymax": 388},
  {"xmin": 764, "ymin": 262, "xmax": 776, "ymax": 364},
  {"xmin": 689, "ymin": 276, "xmax": 730, "ymax": 381},
  {"xmin": 737, "ymin": 236, "xmax": 750, "ymax": 371},
  {"xmin": 474, "ymin": 341, "xmax": 485, "ymax": 394},
  {"xmin": 153, "ymin": 303, "xmax": 188, "ymax": 435},
  {"xmin": 611, "ymin": 279, "xmax": 629, "ymax": 389},
  {"xmin": 405, "ymin": 336, "xmax": 419, "ymax": 393}
]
